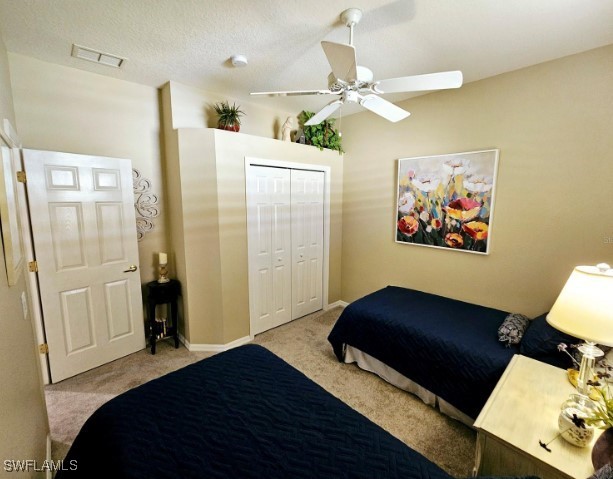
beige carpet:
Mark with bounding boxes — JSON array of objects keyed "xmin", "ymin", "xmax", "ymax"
[{"xmin": 46, "ymin": 307, "xmax": 476, "ymax": 476}]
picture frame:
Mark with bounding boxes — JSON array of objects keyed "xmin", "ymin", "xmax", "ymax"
[
  {"xmin": 395, "ymin": 149, "xmax": 499, "ymax": 255},
  {"xmin": 0, "ymin": 123, "xmax": 24, "ymax": 285}
]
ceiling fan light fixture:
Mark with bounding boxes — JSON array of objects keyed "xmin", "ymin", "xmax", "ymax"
[
  {"xmin": 230, "ymin": 54, "xmax": 248, "ymax": 67},
  {"xmin": 344, "ymin": 90, "xmax": 360, "ymax": 103}
]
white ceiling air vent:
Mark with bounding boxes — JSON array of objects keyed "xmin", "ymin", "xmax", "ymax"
[{"xmin": 71, "ymin": 44, "xmax": 126, "ymax": 68}]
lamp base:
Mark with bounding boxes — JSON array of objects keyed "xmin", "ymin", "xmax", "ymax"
[
  {"xmin": 557, "ymin": 341, "xmax": 603, "ymax": 447},
  {"xmin": 158, "ymin": 264, "xmax": 169, "ymax": 283},
  {"xmin": 576, "ymin": 342, "xmax": 604, "ymax": 397}
]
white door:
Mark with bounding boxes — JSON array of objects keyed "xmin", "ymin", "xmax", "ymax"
[
  {"xmin": 291, "ymin": 170, "xmax": 324, "ymax": 319},
  {"xmin": 246, "ymin": 165, "xmax": 292, "ymax": 335},
  {"xmin": 23, "ymin": 149, "xmax": 145, "ymax": 382}
]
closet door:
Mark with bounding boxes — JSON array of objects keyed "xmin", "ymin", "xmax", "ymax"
[
  {"xmin": 291, "ymin": 170, "xmax": 324, "ymax": 319},
  {"xmin": 246, "ymin": 166, "xmax": 292, "ymax": 334}
]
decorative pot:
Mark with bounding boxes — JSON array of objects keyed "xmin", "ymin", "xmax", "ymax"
[
  {"xmin": 592, "ymin": 428, "xmax": 613, "ymax": 470},
  {"xmin": 558, "ymin": 406, "xmax": 595, "ymax": 447},
  {"xmin": 219, "ymin": 123, "xmax": 240, "ymax": 132}
]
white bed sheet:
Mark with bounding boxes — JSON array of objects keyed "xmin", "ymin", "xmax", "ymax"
[{"xmin": 344, "ymin": 345, "xmax": 475, "ymax": 427}]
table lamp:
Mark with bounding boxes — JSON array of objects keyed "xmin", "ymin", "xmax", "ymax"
[
  {"xmin": 547, "ymin": 263, "xmax": 613, "ymax": 400},
  {"xmin": 158, "ymin": 252, "xmax": 169, "ymax": 283}
]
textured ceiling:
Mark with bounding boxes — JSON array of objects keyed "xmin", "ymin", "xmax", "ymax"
[{"xmin": 0, "ymin": 0, "xmax": 612, "ymax": 117}]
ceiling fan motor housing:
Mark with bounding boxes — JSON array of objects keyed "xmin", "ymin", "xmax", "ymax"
[
  {"xmin": 356, "ymin": 66, "xmax": 373, "ymax": 82},
  {"xmin": 327, "ymin": 66, "xmax": 373, "ymax": 90}
]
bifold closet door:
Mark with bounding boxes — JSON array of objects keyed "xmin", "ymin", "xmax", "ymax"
[
  {"xmin": 246, "ymin": 166, "xmax": 292, "ymax": 335},
  {"xmin": 291, "ymin": 169, "xmax": 324, "ymax": 319}
]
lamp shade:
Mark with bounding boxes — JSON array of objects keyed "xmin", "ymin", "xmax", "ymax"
[{"xmin": 547, "ymin": 264, "xmax": 613, "ymax": 347}]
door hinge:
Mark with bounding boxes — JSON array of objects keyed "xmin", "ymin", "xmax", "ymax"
[
  {"xmin": 39, "ymin": 343, "xmax": 49, "ymax": 354},
  {"xmin": 16, "ymin": 171, "xmax": 26, "ymax": 183},
  {"xmin": 28, "ymin": 261, "xmax": 38, "ymax": 272}
]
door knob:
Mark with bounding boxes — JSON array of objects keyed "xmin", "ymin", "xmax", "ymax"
[{"xmin": 123, "ymin": 265, "xmax": 138, "ymax": 273}]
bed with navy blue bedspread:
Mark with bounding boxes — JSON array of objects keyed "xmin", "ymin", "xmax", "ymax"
[
  {"xmin": 57, "ymin": 344, "xmax": 454, "ymax": 479},
  {"xmin": 328, "ymin": 286, "xmax": 518, "ymax": 419}
]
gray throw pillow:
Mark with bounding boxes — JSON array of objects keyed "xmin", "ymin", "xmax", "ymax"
[{"xmin": 498, "ymin": 313, "xmax": 531, "ymax": 347}]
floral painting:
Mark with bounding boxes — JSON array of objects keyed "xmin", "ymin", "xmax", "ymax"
[{"xmin": 396, "ymin": 149, "xmax": 499, "ymax": 254}]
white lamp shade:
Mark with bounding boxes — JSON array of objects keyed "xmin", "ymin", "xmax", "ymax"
[{"xmin": 547, "ymin": 265, "xmax": 613, "ymax": 346}]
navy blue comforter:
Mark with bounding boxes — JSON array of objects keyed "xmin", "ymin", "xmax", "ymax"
[
  {"xmin": 328, "ymin": 286, "xmax": 517, "ymax": 419},
  {"xmin": 57, "ymin": 344, "xmax": 453, "ymax": 479}
]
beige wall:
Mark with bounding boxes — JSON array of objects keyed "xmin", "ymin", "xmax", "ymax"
[
  {"xmin": 166, "ymin": 125, "xmax": 343, "ymax": 345},
  {"xmin": 340, "ymin": 44, "xmax": 613, "ymax": 316},
  {"xmin": 168, "ymin": 81, "xmax": 298, "ymax": 140},
  {"xmin": 0, "ymin": 38, "xmax": 49, "ymax": 475},
  {"xmin": 8, "ymin": 53, "xmax": 166, "ymax": 282},
  {"xmin": 173, "ymin": 128, "xmax": 225, "ymax": 344}
]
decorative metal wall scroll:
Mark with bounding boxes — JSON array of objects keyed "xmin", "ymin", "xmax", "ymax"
[{"xmin": 133, "ymin": 168, "xmax": 160, "ymax": 241}]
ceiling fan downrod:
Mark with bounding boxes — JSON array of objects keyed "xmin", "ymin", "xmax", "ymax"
[{"xmin": 340, "ymin": 8, "xmax": 362, "ymax": 46}]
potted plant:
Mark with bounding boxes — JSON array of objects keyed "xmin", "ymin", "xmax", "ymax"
[
  {"xmin": 213, "ymin": 101, "xmax": 245, "ymax": 132},
  {"xmin": 298, "ymin": 111, "xmax": 344, "ymax": 154}
]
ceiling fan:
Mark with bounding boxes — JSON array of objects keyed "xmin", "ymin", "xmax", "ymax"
[{"xmin": 251, "ymin": 8, "xmax": 463, "ymax": 126}]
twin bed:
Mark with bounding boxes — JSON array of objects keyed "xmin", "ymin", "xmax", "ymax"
[{"xmin": 328, "ymin": 286, "xmax": 519, "ymax": 423}]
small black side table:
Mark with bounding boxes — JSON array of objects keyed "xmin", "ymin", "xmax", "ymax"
[{"xmin": 146, "ymin": 279, "xmax": 181, "ymax": 354}]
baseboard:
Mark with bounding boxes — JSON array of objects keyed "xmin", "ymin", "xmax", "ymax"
[
  {"xmin": 179, "ymin": 333, "xmax": 253, "ymax": 352},
  {"xmin": 325, "ymin": 300, "xmax": 348, "ymax": 309}
]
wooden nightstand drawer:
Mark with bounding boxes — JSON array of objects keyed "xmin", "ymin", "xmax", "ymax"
[{"xmin": 476, "ymin": 434, "xmax": 578, "ymax": 479}]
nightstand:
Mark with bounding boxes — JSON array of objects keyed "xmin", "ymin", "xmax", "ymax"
[
  {"xmin": 146, "ymin": 279, "xmax": 181, "ymax": 354},
  {"xmin": 474, "ymin": 355, "xmax": 596, "ymax": 479}
]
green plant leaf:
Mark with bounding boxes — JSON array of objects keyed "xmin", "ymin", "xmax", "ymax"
[
  {"xmin": 213, "ymin": 100, "xmax": 245, "ymax": 126},
  {"xmin": 298, "ymin": 110, "xmax": 344, "ymax": 154}
]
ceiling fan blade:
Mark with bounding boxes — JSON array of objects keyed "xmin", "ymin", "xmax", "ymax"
[
  {"xmin": 321, "ymin": 41, "xmax": 357, "ymax": 82},
  {"xmin": 304, "ymin": 100, "xmax": 343, "ymax": 126},
  {"xmin": 359, "ymin": 94, "xmax": 410, "ymax": 122},
  {"xmin": 251, "ymin": 89, "xmax": 337, "ymax": 97},
  {"xmin": 373, "ymin": 71, "xmax": 463, "ymax": 94}
]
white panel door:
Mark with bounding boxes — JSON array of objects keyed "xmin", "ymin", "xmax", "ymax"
[
  {"xmin": 246, "ymin": 165, "xmax": 292, "ymax": 335},
  {"xmin": 23, "ymin": 149, "xmax": 145, "ymax": 382},
  {"xmin": 291, "ymin": 169, "xmax": 324, "ymax": 319}
]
